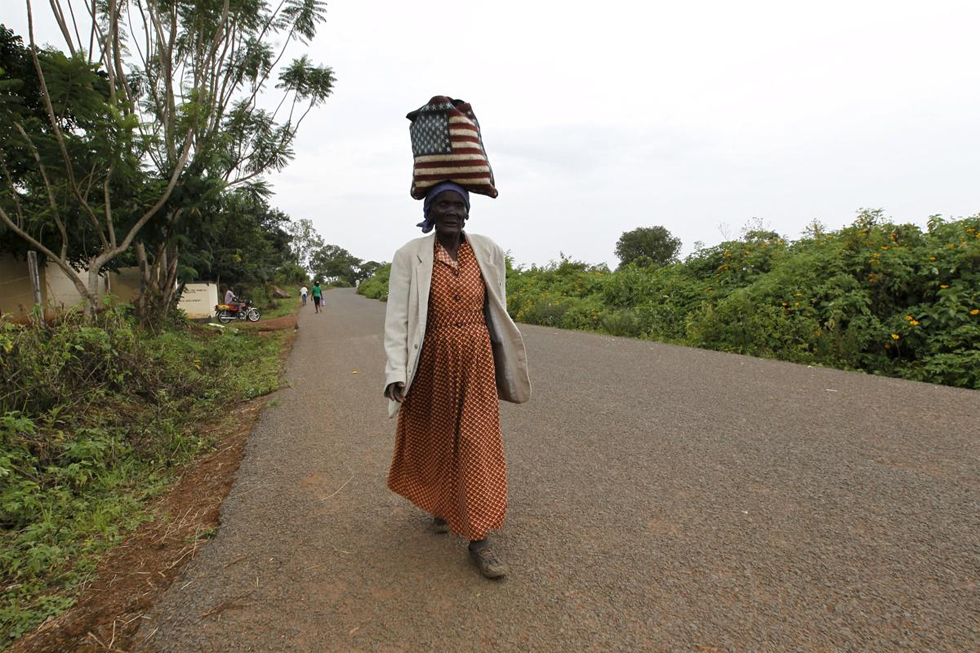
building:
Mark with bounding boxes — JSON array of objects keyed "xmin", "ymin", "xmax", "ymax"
[{"xmin": 0, "ymin": 254, "xmax": 217, "ymax": 321}]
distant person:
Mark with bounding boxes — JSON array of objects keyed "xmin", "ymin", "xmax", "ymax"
[
  {"xmin": 383, "ymin": 182, "xmax": 530, "ymax": 579},
  {"xmin": 311, "ymin": 281, "xmax": 322, "ymax": 313},
  {"xmin": 224, "ymin": 288, "xmax": 235, "ymax": 305},
  {"xmin": 300, "ymin": 285, "xmax": 308, "ymax": 306}
]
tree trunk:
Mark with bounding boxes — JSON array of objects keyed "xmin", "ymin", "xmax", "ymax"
[{"xmin": 134, "ymin": 239, "xmax": 183, "ymax": 326}]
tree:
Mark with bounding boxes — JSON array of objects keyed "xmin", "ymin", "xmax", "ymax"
[
  {"xmin": 285, "ymin": 218, "xmax": 325, "ymax": 276},
  {"xmin": 310, "ymin": 244, "xmax": 362, "ymax": 287},
  {"xmin": 181, "ymin": 189, "xmax": 294, "ymax": 288},
  {"xmin": 357, "ymin": 260, "xmax": 383, "ymax": 284},
  {"xmin": 0, "ymin": 25, "xmax": 150, "ymax": 306},
  {"xmin": 0, "ymin": 0, "xmax": 335, "ymax": 320},
  {"xmin": 614, "ymin": 226, "xmax": 681, "ymax": 269}
]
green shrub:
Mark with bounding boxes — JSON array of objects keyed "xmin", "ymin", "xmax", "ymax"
[
  {"xmin": 0, "ymin": 308, "xmax": 287, "ymax": 642},
  {"xmin": 353, "ymin": 213, "xmax": 980, "ymax": 388},
  {"xmin": 600, "ymin": 309, "xmax": 644, "ymax": 338},
  {"xmin": 357, "ymin": 263, "xmax": 391, "ymax": 301}
]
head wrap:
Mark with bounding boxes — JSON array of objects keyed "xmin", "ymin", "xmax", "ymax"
[{"xmin": 417, "ymin": 182, "xmax": 471, "ymax": 233}]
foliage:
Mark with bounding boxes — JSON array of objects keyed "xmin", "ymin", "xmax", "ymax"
[
  {"xmin": 180, "ymin": 189, "xmax": 295, "ymax": 288},
  {"xmin": 614, "ymin": 226, "xmax": 682, "ymax": 269},
  {"xmin": 0, "ymin": 0, "xmax": 334, "ymax": 319},
  {"xmin": 0, "ymin": 308, "xmax": 287, "ymax": 641},
  {"xmin": 311, "ymin": 244, "xmax": 361, "ymax": 287},
  {"xmin": 357, "ymin": 212, "xmax": 980, "ymax": 388},
  {"xmin": 310, "ymin": 245, "xmax": 382, "ymax": 287},
  {"xmin": 285, "ymin": 218, "xmax": 325, "ymax": 276},
  {"xmin": 356, "ymin": 264, "xmax": 392, "ymax": 301}
]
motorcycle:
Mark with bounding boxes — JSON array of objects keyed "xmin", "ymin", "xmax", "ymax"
[{"xmin": 215, "ymin": 298, "xmax": 261, "ymax": 323}]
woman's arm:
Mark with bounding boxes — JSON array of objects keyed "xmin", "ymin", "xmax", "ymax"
[{"xmin": 383, "ymin": 248, "xmax": 411, "ymax": 399}]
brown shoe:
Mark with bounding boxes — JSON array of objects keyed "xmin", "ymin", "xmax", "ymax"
[
  {"xmin": 469, "ymin": 543, "xmax": 508, "ymax": 579},
  {"xmin": 431, "ymin": 517, "xmax": 450, "ymax": 534}
]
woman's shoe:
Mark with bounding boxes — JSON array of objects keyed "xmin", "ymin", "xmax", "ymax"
[
  {"xmin": 431, "ymin": 517, "xmax": 450, "ymax": 534},
  {"xmin": 469, "ymin": 542, "xmax": 508, "ymax": 579}
]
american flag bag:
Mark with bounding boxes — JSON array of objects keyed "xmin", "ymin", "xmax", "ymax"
[{"xmin": 407, "ymin": 96, "xmax": 498, "ymax": 200}]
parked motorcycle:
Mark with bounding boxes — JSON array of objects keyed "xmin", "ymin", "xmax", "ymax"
[{"xmin": 215, "ymin": 298, "xmax": 261, "ymax": 323}]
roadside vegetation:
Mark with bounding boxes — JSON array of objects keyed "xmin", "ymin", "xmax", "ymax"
[
  {"xmin": 357, "ymin": 263, "xmax": 392, "ymax": 302},
  {"xmin": 358, "ymin": 211, "xmax": 980, "ymax": 389},
  {"xmin": 0, "ymin": 2, "xmax": 365, "ymax": 646},
  {"xmin": 0, "ymin": 305, "xmax": 292, "ymax": 643}
]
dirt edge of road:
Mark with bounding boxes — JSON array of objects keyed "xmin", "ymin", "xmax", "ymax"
[{"xmin": 10, "ymin": 325, "xmax": 298, "ymax": 653}]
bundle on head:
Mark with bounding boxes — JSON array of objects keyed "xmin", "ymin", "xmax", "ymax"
[{"xmin": 406, "ymin": 96, "xmax": 498, "ymax": 200}]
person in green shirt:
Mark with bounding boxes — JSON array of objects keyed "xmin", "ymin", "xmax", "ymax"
[{"xmin": 312, "ymin": 281, "xmax": 323, "ymax": 313}]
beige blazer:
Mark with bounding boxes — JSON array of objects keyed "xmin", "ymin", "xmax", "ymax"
[{"xmin": 383, "ymin": 232, "xmax": 531, "ymax": 418}]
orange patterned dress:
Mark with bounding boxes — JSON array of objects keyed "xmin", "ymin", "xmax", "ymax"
[{"xmin": 387, "ymin": 239, "xmax": 507, "ymax": 541}]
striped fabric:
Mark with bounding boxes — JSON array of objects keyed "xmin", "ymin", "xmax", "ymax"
[{"xmin": 407, "ymin": 96, "xmax": 498, "ymax": 200}]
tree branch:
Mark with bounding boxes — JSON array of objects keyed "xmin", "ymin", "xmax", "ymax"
[
  {"xmin": 0, "ymin": 203, "xmax": 93, "ymax": 303},
  {"xmin": 47, "ymin": 0, "xmax": 77, "ymax": 56},
  {"xmin": 12, "ymin": 121, "xmax": 68, "ymax": 259},
  {"xmin": 0, "ymin": 156, "xmax": 27, "ymax": 230},
  {"xmin": 96, "ymin": 129, "xmax": 194, "ymax": 265},
  {"xmin": 27, "ymin": 0, "xmax": 109, "ymax": 251}
]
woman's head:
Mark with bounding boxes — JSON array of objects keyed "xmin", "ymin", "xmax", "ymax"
[{"xmin": 417, "ymin": 182, "xmax": 470, "ymax": 233}]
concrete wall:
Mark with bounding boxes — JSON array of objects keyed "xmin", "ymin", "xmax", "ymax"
[
  {"xmin": 178, "ymin": 283, "xmax": 219, "ymax": 320},
  {"xmin": 1, "ymin": 255, "xmax": 142, "ymax": 318},
  {"xmin": 44, "ymin": 263, "xmax": 100, "ymax": 312},
  {"xmin": 109, "ymin": 267, "xmax": 141, "ymax": 303},
  {"xmin": 0, "ymin": 255, "xmax": 41, "ymax": 317}
]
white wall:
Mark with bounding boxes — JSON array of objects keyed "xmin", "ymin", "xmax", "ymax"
[{"xmin": 178, "ymin": 283, "xmax": 219, "ymax": 320}]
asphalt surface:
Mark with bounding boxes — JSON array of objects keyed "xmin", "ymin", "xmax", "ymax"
[{"xmin": 139, "ymin": 288, "xmax": 980, "ymax": 652}]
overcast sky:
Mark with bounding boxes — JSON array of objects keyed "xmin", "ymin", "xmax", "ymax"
[{"xmin": 13, "ymin": 0, "xmax": 980, "ymax": 268}]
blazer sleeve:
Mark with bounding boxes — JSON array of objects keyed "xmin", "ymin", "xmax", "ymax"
[
  {"xmin": 496, "ymin": 245, "xmax": 507, "ymax": 299},
  {"xmin": 383, "ymin": 248, "xmax": 411, "ymax": 391}
]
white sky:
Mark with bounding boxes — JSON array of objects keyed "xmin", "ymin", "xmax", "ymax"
[{"xmin": 12, "ymin": 0, "xmax": 980, "ymax": 268}]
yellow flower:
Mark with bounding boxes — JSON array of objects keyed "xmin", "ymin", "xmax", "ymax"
[
  {"xmin": 971, "ymin": 309, "xmax": 980, "ymax": 315},
  {"xmin": 940, "ymin": 284, "xmax": 949, "ymax": 289},
  {"xmin": 795, "ymin": 292, "xmax": 803, "ymax": 297},
  {"xmin": 929, "ymin": 256, "xmax": 936, "ymax": 261},
  {"xmin": 881, "ymin": 245, "xmax": 889, "ymax": 250},
  {"xmin": 782, "ymin": 302, "xmax": 788, "ymax": 306},
  {"xmin": 909, "ymin": 320, "xmax": 920, "ymax": 326},
  {"xmin": 905, "ymin": 315, "xmax": 913, "ymax": 320},
  {"xmin": 891, "ymin": 334, "xmax": 900, "ymax": 340}
]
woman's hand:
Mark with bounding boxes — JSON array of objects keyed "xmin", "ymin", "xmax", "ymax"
[{"xmin": 385, "ymin": 382, "xmax": 406, "ymax": 403}]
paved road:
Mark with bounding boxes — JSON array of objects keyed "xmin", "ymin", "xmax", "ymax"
[{"xmin": 140, "ymin": 288, "xmax": 979, "ymax": 651}]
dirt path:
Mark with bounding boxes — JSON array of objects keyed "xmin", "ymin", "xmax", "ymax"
[{"xmin": 138, "ymin": 288, "xmax": 979, "ymax": 651}]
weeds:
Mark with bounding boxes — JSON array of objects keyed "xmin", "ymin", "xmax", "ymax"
[
  {"xmin": 359, "ymin": 212, "xmax": 980, "ymax": 389},
  {"xmin": 0, "ymin": 307, "xmax": 287, "ymax": 643}
]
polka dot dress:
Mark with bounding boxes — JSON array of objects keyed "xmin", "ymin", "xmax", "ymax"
[{"xmin": 387, "ymin": 239, "xmax": 507, "ymax": 541}]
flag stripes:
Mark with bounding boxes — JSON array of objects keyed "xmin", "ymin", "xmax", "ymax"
[{"xmin": 407, "ymin": 96, "xmax": 498, "ymax": 199}]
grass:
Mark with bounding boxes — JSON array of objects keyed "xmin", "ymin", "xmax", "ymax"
[
  {"xmin": 259, "ymin": 297, "xmax": 302, "ymax": 321},
  {"xmin": 0, "ymin": 307, "xmax": 292, "ymax": 644}
]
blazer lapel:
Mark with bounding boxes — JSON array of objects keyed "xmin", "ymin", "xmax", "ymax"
[{"xmin": 414, "ymin": 234, "xmax": 435, "ymax": 323}]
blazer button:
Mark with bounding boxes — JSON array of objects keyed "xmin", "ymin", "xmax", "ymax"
[
  {"xmin": 455, "ymin": 321, "xmax": 462, "ymax": 327},
  {"xmin": 414, "ymin": 344, "xmax": 419, "ymax": 349},
  {"xmin": 453, "ymin": 294, "xmax": 461, "ymax": 301}
]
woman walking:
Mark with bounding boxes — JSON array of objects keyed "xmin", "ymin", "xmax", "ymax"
[
  {"xmin": 383, "ymin": 182, "xmax": 530, "ymax": 578},
  {"xmin": 311, "ymin": 281, "xmax": 322, "ymax": 313}
]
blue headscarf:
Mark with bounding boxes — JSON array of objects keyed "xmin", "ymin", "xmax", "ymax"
[{"xmin": 417, "ymin": 182, "xmax": 471, "ymax": 233}]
